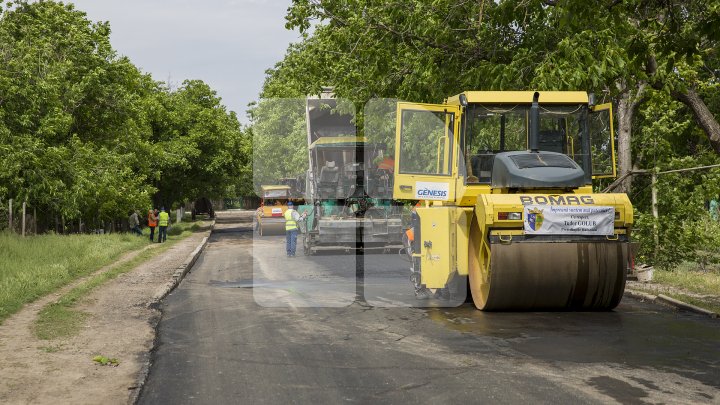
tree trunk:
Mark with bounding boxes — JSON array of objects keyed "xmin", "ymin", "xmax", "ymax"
[
  {"xmin": 615, "ymin": 82, "xmax": 646, "ymax": 194},
  {"xmin": 672, "ymin": 87, "xmax": 720, "ymax": 153},
  {"xmin": 616, "ymin": 93, "xmax": 633, "ymax": 193},
  {"xmin": 647, "ymin": 55, "xmax": 720, "ymax": 154}
]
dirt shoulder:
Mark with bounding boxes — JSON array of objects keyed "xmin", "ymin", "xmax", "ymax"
[{"xmin": 0, "ymin": 226, "xmax": 212, "ymax": 405}]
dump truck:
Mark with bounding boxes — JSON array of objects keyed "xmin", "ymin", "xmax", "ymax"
[
  {"xmin": 394, "ymin": 91, "xmax": 632, "ymax": 310},
  {"xmin": 302, "ymin": 95, "xmax": 403, "ymax": 254}
]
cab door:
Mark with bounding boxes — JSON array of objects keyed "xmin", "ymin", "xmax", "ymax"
[
  {"xmin": 589, "ymin": 103, "xmax": 617, "ymax": 179},
  {"xmin": 393, "ymin": 102, "xmax": 460, "ymax": 202}
]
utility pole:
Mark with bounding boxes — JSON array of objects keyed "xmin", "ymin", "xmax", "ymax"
[
  {"xmin": 651, "ymin": 171, "xmax": 659, "ymax": 258},
  {"xmin": 8, "ymin": 199, "xmax": 12, "ymax": 232}
]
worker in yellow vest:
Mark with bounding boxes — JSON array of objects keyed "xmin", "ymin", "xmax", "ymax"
[
  {"xmin": 158, "ymin": 207, "xmax": 170, "ymax": 243},
  {"xmin": 284, "ymin": 201, "xmax": 306, "ymax": 257}
]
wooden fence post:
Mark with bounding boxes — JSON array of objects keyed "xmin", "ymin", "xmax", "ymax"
[
  {"xmin": 8, "ymin": 199, "xmax": 12, "ymax": 232},
  {"xmin": 22, "ymin": 201, "xmax": 26, "ymax": 237}
]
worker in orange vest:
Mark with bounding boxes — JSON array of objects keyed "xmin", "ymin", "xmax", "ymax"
[
  {"xmin": 147, "ymin": 208, "xmax": 158, "ymax": 242},
  {"xmin": 377, "ymin": 153, "xmax": 395, "ymax": 172}
]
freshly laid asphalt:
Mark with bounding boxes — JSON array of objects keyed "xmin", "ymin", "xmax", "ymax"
[{"xmin": 139, "ymin": 211, "xmax": 720, "ymax": 404}]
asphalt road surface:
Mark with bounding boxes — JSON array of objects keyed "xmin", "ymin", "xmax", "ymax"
[{"xmin": 139, "ymin": 211, "xmax": 720, "ymax": 404}]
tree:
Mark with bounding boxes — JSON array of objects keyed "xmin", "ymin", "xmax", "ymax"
[
  {"xmin": 0, "ymin": 1, "xmax": 155, "ymax": 228},
  {"xmin": 0, "ymin": 1, "xmax": 251, "ymax": 231},
  {"xmin": 259, "ymin": 0, "xmax": 720, "ymax": 266},
  {"xmin": 148, "ymin": 80, "xmax": 247, "ymax": 208},
  {"xmin": 248, "ymin": 98, "xmax": 308, "ymax": 194}
]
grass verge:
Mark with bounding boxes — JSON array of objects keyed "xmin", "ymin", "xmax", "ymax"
[
  {"xmin": 0, "ymin": 232, "xmax": 146, "ymax": 324},
  {"xmin": 631, "ymin": 262, "xmax": 720, "ymax": 314},
  {"xmin": 663, "ymin": 293, "xmax": 720, "ymax": 315},
  {"xmin": 34, "ymin": 221, "xmax": 203, "ymax": 340},
  {"xmin": 653, "ymin": 263, "xmax": 720, "ymax": 296}
]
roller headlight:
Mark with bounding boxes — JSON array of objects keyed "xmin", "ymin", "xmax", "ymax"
[{"xmin": 498, "ymin": 212, "xmax": 522, "ymax": 221}]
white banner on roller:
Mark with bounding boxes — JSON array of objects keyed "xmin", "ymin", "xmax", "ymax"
[{"xmin": 524, "ymin": 205, "xmax": 615, "ymax": 236}]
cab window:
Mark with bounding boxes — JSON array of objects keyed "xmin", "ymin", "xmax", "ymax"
[
  {"xmin": 399, "ymin": 109, "xmax": 454, "ymax": 176},
  {"xmin": 464, "ymin": 104, "xmax": 587, "ymax": 183}
]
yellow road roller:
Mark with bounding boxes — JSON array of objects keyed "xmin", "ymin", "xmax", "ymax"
[
  {"xmin": 256, "ymin": 185, "xmax": 293, "ymax": 236},
  {"xmin": 393, "ymin": 91, "xmax": 632, "ymax": 310}
]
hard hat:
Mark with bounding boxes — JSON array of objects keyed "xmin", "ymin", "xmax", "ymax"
[{"xmin": 287, "ymin": 201, "xmax": 294, "ymax": 206}]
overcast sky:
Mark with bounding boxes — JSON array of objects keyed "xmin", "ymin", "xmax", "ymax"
[{"xmin": 69, "ymin": 0, "xmax": 301, "ymax": 123}]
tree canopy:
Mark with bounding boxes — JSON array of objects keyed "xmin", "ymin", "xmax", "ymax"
[
  {"xmin": 258, "ymin": 0, "xmax": 720, "ymax": 267},
  {"xmin": 0, "ymin": 1, "xmax": 251, "ymax": 231}
]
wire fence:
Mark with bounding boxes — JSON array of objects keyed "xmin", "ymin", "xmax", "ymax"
[
  {"xmin": 0, "ymin": 198, "xmax": 37, "ymax": 236},
  {"xmin": 0, "ymin": 197, "xmax": 129, "ymax": 236},
  {"xmin": 1, "ymin": 196, "xmax": 240, "ymax": 236}
]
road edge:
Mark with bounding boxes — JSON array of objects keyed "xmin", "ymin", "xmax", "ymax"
[
  {"xmin": 625, "ymin": 288, "xmax": 719, "ymax": 319},
  {"xmin": 147, "ymin": 233, "xmax": 212, "ymax": 309},
  {"xmin": 130, "ymin": 223, "xmax": 214, "ymax": 405}
]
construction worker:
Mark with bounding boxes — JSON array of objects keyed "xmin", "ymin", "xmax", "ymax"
[
  {"xmin": 147, "ymin": 208, "xmax": 158, "ymax": 242},
  {"xmin": 377, "ymin": 152, "xmax": 395, "ymax": 172},
  {"xmin": 284, "ymin": 201, "xmax": 306, "ymax": 257},
  {"xmin": 128, "ymin": 210, "xmax": 142, "ymax": 236},
  {"xmin": 158, "ymin": 207, "xmax": 170, "ymax": 243}
]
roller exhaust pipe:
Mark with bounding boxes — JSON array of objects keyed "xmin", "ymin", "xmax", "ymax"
[{"xmin": 530, "ymin": 92, "xmax": 540, "ymax": 153}]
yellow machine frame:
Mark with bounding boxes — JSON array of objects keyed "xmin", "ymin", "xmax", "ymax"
[{"xmin": 393, "ymin": 91, "xmax": 632, "ymax": 310}]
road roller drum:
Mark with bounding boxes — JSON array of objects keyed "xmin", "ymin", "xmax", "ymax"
[
  {"xmin": 469, "ymin": 240, "xmax": 628, "ymax": 311},
  {"xmin": 257, "ymin": 219, "xmax": 286, "ymax": 236}
]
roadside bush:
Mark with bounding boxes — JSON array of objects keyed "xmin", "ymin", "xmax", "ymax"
[
  {"xmin": 635, "ymin": 209, "xmax": 720, "ymax": 270},
  {"xmin": 167, "ymin": 226, "xmax": 184, "ymax": 236}
]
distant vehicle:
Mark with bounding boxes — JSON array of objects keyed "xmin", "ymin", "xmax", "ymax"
[
  {"xmin": 255, "ymin": 185, "xmax": 295, "ymax": 236},
  {"xmin": 191, "ymin": 197, "xmax": 215, "ymax": 220}
]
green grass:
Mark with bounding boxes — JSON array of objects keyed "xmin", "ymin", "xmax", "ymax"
[
  {"xmin": 0, "ymin": 220, "xmax": 205, "ymax": 326},
  {"xmin": 632, "ymin": 262, "xmax": 720, "ymax": 314},
  {"xmin": 653, "ymin": 263, "xmax": 720, "ymax": 296},
  {"xmin": 38, "ymin": 344, "xmax": 64, "ymax": 353},
  {"xmin": 34, "ymin": 221, "xmax": 201, "ymax": 340},
  {"xmin": 663, "ymin": 293, "xmax": 720, "ymax": 315},
  {"xmin": 0, "ymin": 232, "xmax": 147, "ymax": 324}
]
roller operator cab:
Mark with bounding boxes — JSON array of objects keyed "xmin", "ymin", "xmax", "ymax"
[{"xmin": 393, "ymin": 91, "xmax": 633, "ymax": 311}]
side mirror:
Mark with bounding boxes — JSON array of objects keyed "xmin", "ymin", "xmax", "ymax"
[{"xmin": 459, "ymin": 94, "xmax": 468, "ymax": 108}]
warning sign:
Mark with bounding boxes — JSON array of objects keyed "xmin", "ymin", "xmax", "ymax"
[{"xmin": 524, "ymin": 205, "xmax": 615, "ymax": 236}]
